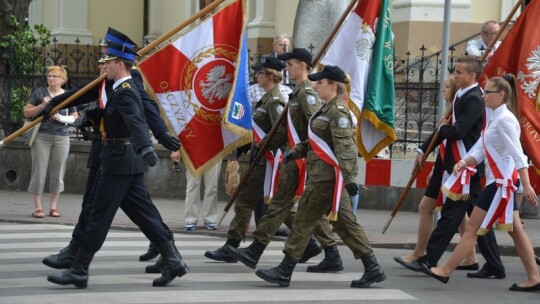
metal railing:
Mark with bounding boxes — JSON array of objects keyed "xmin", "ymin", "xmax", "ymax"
[{"xmin": 0, "ymin": 37, "xmax": 470, "ymax": 155}]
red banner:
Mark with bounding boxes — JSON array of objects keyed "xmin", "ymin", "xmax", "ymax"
[{"xmin": 482, "ymin": 1, "xmax": 540, "ymax": 174}]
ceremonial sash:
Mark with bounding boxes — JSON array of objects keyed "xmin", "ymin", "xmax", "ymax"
[
  {"xmin": 440, "ymin": 101, "xmax": 474, "ymax": 201},
  {"xmin": 99, "ymin": 79, "xmax": 108, "ymax": 138},
  {"xmin": 252, "ymin": 120, "xmax": 281, "ymax": 202},
  {"xmin": 434, "ymin": 171, "xmax": 449, "ymax": 212},
  {"xmin": 308, "ymin": 120, "xmax": 344, "ymax": 221},
  {"xmin": 478, "ymin": 130, "xmax": 518, "ymax": 235},
  {"xmin": 286, "ymin": 108, "xmax": 307, "ymax": 201}
]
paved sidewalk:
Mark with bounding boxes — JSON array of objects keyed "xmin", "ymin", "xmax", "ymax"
[{"xmin": 1, "ymin": 190, "xmax": 538, "ymax": 255}]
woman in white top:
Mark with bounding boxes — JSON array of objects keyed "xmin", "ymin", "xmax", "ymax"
[{"xmin": 424, "ymin": 75, "xmax": 540, "ymax": 292}]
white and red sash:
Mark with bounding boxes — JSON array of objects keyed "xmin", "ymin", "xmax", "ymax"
[
  {"xmin": 287, "ymin": 108, "xmax": 307, "ymax": 201},
  {"xmin": 478, "ymin": 131, "xmax": 518, "ymax": 235},
  {"xmin": 99, "ymin": 79, "xmax": 108, "ymax": 138},
  {"xmin": 440, "ymin": 101, "xmax": 475, "ymax": 202},
  {"xmin": 99, "ymin": 79, "xmax": 108, "ymax": 109},
  {"xmin": 308, "ymin": 121, "xmax": 344, "ymax": 221},
  {"xmin": 252, "ymin": 120, "xmax": 281, "ymax": 202}
]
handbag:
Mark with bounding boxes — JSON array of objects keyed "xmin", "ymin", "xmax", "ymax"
[{"xmin": 224, "ymin": 158, "xmax": 240, "ymax": 196}]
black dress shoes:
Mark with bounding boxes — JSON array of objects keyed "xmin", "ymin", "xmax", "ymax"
[
  {"xmin": 393, "ymin": 257, "xmax": 423, "ymax": 272},
  {"xmin": 421, "ymin": 264, "xmax": 449, "ymax": 284},
  {"xmin": 509, "ymin": 283, "xmax": 540, "ymax": 292},
  {"xmin": 467, "ymin": 268, "xmax": 506, "ymax": 279},
  {"xmin": 455, "ymin": 263, "xmax": 479, "ymax": 271}
]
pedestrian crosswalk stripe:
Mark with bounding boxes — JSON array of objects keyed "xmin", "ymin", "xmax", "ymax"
[
  {"xmin": 0, "ymin": 223, "xmax": 416, "ymax": 303},
  {"xmin": 0, "ymin": 289, "xmax": 416, "ymax": 303}
]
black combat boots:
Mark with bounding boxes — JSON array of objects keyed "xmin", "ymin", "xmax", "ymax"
[
  {"xmin": 139, "ymin": 242, "xmax": 160, "ymax": 261},
  {"xmin": 145, "ymin": 256, "xmax": 165, "ymax": 273},
  {"xmin": 298, "ymin": 236, "xmax": 322, "ymax": 263},
  {"xmin": 43, "ymin": 238, "xmax": 80, "ymax": 269},
  {"xmin": 47, "ymin": 249, "xmax": 93, "ymax": 288},
  {"xmin": 255, "ymin": 255, "xmax": 297, "ymax": 287},
  {"xmin": 226, "ymin": 238, "xmax": 267, "ymax": 269},
  {"xmin": 204, "ymin": 238, "xmax": 240, "ymax": 263},
  {"xmin": 351, "ymin": 252, "xmax": 386, "ymax": 288},
  {"xmin": 306, "ymin": 244, "xmax": 344, "ymax": 273},
  {"xmin": 153, "ymin": 241, "xmax": 189, "ymax": 286}
]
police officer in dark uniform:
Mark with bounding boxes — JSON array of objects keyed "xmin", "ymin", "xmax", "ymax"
[
  {"xmin": 227, "ymin": 49, "xmax": 342, "ymax": 271},
  {"xmin": 46, "ymin": 38, "xmax": 187, "ymax": 288},
  {"xmin": 256, "ymin": 65, "xmax": 386, "ymax": 288},
  {"xmin": 40, "ymin": 28, "xmax": 180, "ymax": 271}
]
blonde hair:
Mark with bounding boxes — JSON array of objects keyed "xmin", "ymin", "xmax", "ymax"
[
  {"xmin": 328, "ymin": 74, "xmax": 350, "ymax": 96},
  {"xmin": 261, "ymin": 68, "xmax": 283, "ymax": 84},
  {"xmin": 47, "ymin": 65, "xmax": 68, "ymax": 84}
]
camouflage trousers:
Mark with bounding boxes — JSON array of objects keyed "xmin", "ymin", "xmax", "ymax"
[
  {"xmin": 254, "ymin": 159, "xmax": 336, "ymax": 248},
  {"xmin": 227, "ymin": 163, "xmax": 265, "ymax": 242},
  {"xmin": 284, "ymin": 180, "xmax": 373, "ymax": 261}
]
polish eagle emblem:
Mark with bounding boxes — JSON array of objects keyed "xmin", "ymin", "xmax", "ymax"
[{"xmin": 199, "ymin": 65, "xmax": 232, "ymax": 104}]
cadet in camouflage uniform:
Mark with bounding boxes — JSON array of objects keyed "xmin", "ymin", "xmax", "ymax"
[
  {"xmin": 256, "ymin": 65, "xmax": 386, "ymax": 288},
  {"xmin": 227, "ymin": 49, "xmax": 343, "ymax": 272},
  {"xmin": 204, "ymin": 57, "xmax": 290, "ymax": 262}
]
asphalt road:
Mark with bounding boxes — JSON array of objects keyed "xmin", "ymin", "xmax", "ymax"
[{"xmin": 1, "ymin": 222, "xmax": 539, "ymax": 304}]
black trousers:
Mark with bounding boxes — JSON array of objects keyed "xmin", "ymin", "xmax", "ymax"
[
  {"xmin": 425, "ymin": 182, "xmax": 504, "ymax": 272},
  {"xmin": 72, "ymin": 142, "xmax": 171, "ymax": 244},
  {"xmin": 80, "ymin": 173, "xmax": 171, "ymax": 254},
  {"xmin": 71, "ymin": 166, "xmax": 100, "ymax": 241}
]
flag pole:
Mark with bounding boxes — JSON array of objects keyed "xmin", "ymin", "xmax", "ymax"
[
  {"xmin": 381, "ymin": 0, "xmax": 524, "ymax": 234},
  {"xmin": 0, "ymin": 74, "xmax": 106, "ymax": 149},
  {"xmin": 216, "ymin": 0, "xmax": 359, "ymax": 228},
  {"xmin": 216, "ymin": 102, "xmax": 289, "ymax": 228},
  {"xmin": 1, "ymin": 0, "xmax": 229, "ymax": 148}
]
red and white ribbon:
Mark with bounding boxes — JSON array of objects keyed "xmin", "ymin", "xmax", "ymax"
[
  {"xmin": 253, "ymin": 120, "xmax": 281, "ymax": 202},
  {"xmin": 287, "ymin": 108, "xmax": 307, "ymax": 201},
  {"xmin": 308, "ymin": 122, "xmax": 343, "ymax": 221},
  {"xmin": 479, "ymin": 131, "xmax": 518, "ymax": 234}
]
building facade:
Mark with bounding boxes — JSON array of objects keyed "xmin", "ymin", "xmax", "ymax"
[{"xmin": 28, "ymin": 0, "xmax": 521, "ymax": 59}]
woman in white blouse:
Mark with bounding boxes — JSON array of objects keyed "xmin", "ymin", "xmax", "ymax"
[{"xmin": 424, "ymin": 75, "xmax": 540, "ymax": 292}]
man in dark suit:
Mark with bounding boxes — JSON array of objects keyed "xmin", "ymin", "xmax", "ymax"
[
  {"xmin": 40, "ymin": 28, "xmax": 180, "ymax": 271},
  {"xmin": 47, "ymin": 39, "xmax": 188, "ymax": 288},
  {"xmin": 397, "ymin": 56, "xmax": 506, "ymax": 279}
]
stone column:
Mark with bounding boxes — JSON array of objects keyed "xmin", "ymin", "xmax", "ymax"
[
  {"xmin": 247, "ymin": 0, "xmax": 275, "ymax": 38},
  {"xmin": 144, "ymin": 0, "xmax": 164, "ymax": 42},
  {"xmin": 293, "ymin": 0, "xmax": 350, "ymax": 55},
  {"xmin": 48, "ymin": 0, "xmax": 93, "ymax": 44},
  {"xmin": 246, "ymin": 0, "xmax": 276, "ymax": 57}
]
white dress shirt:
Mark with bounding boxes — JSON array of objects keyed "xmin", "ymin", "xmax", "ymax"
[
  {"xmin": 467, "ymin": 104, "xmax": 528, "ymax": 185},
  {"xmin": 466, "ymin": 38, "xmax": 501, "ymax": 57}
]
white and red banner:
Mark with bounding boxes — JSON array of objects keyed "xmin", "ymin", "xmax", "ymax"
[
  {"xmin": 139, "ymin": 0, "xmax": 251, "ymax": 176},
  {"xmin": 321, "ymin": 0, "xmax": 396, "ymax": 161}
]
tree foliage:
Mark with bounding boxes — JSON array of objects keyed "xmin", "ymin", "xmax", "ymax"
[{"xmin": 0, "ymin": 0, "xmax": 51, "ymax": 135}]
